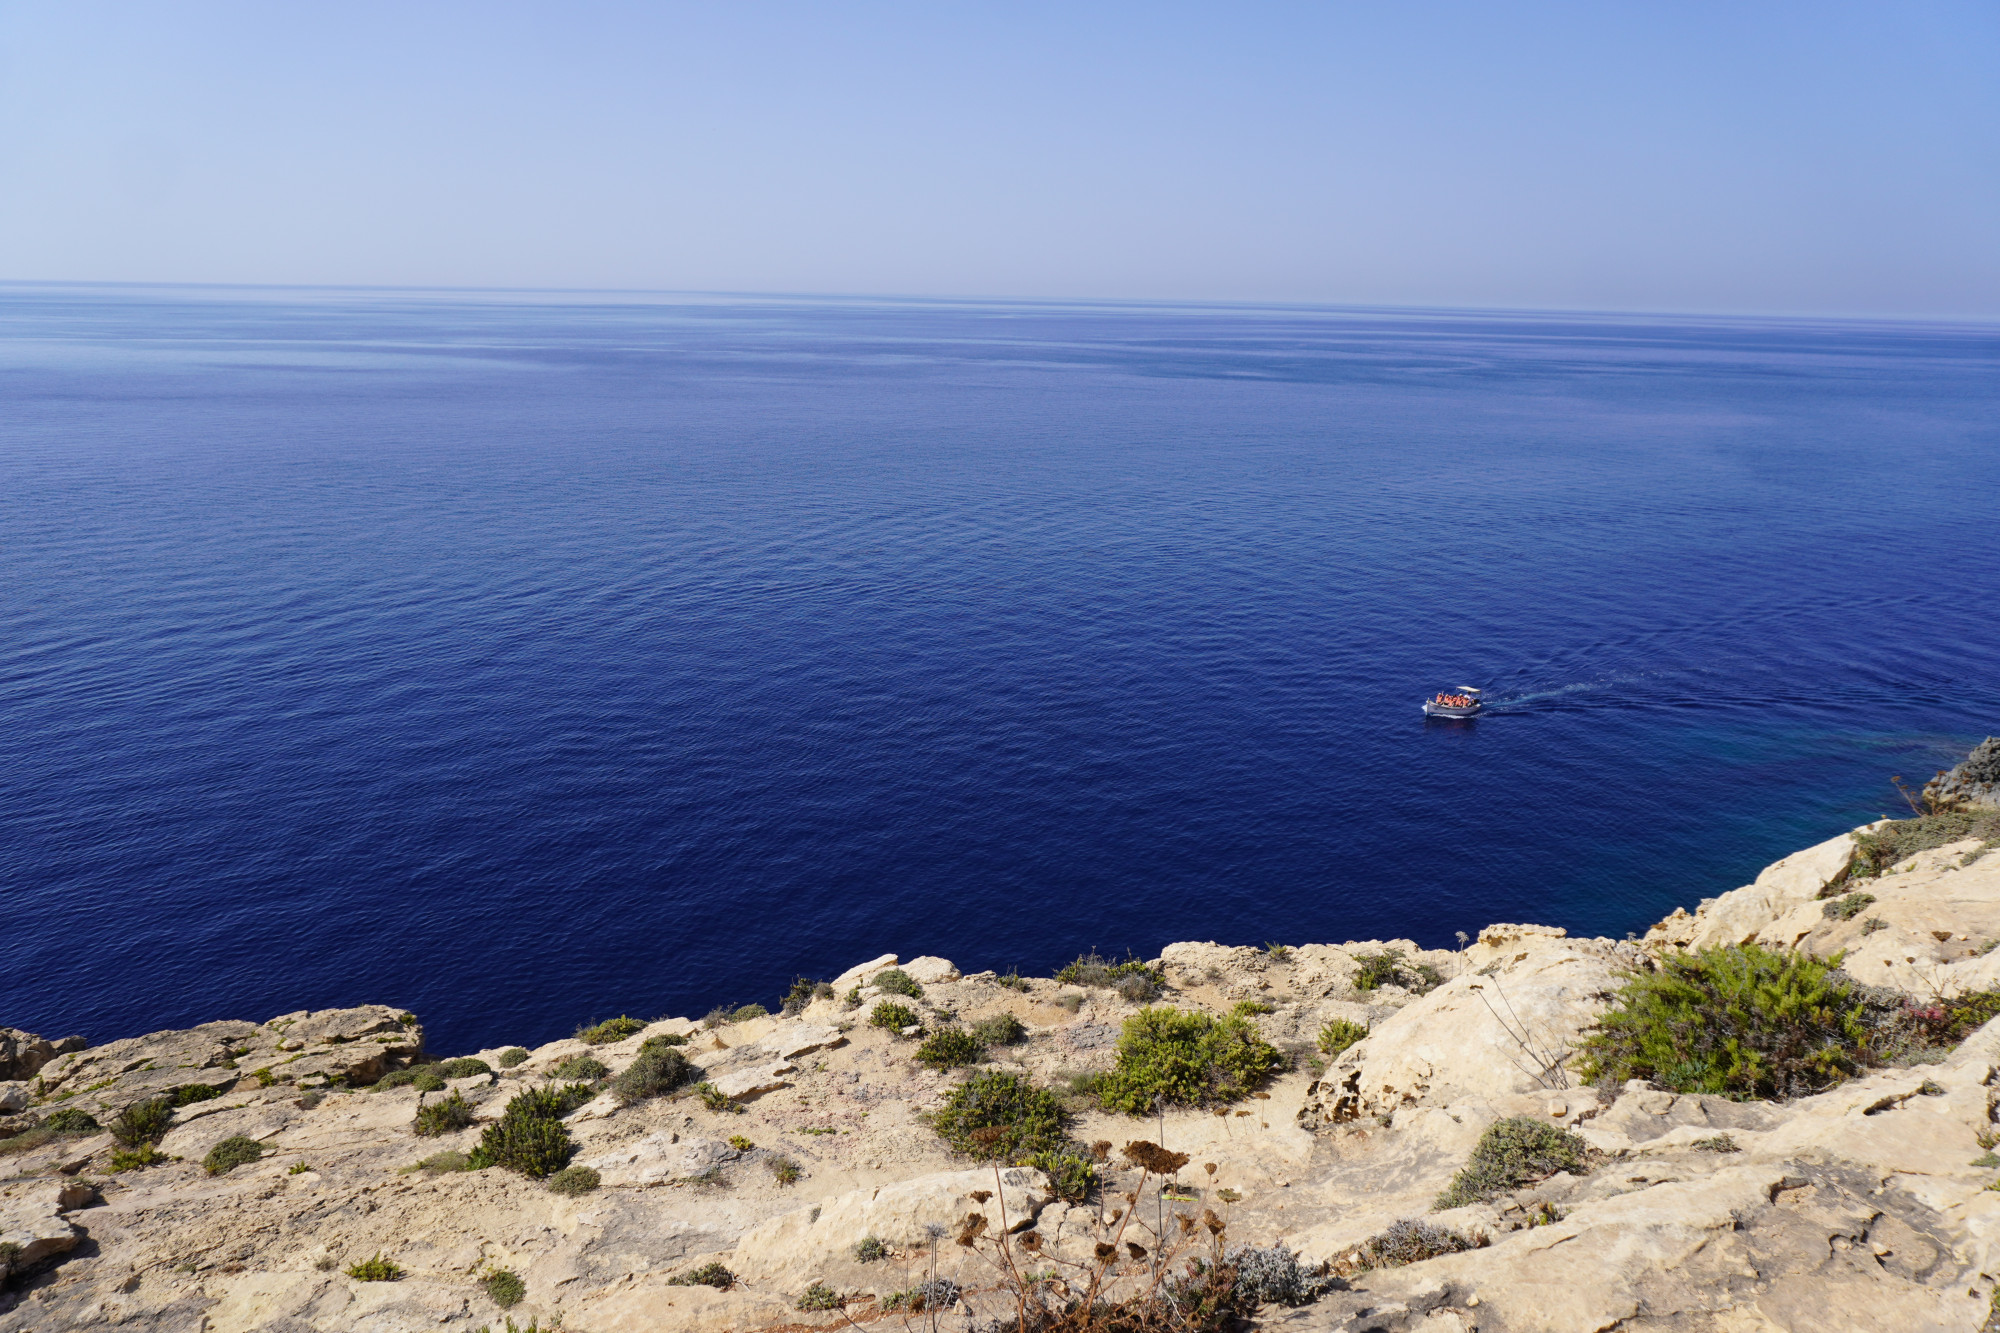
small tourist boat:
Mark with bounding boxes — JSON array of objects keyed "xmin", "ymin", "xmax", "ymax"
[{"xmin": 1423, "ymin": 686, "xmax": 1483, "ymax": 718}]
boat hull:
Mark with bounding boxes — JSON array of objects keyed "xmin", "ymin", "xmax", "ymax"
[{"xmin": 1422, "ymin": 702, "xmax": 1481, "ymax": 718}]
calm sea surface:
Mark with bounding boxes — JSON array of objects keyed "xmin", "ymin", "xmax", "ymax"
[{"xmin": 3, "ymin": 287, "xmax": 1996, "ymax": 1055}]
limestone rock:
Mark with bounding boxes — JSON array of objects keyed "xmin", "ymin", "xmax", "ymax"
[
  {"xmin": 1925, "ymin": 736, "xmax": 2000, "ymax": 812},
  {"xmin": 710, "ymin": 1060, "xmax": 795, "ymax": 1101},
  {"xmin": 0, "ymin": 1029, "xmax": 85, "ymax": 1083},
  {"xmin": 1647, "ymin": 824, "xmax": 1878, "ymax": 950},
  {"xmin": 0, "ymin": 1082, "xmax": 27, "ymax": 1114},
  {"xmin": 900, "ymin": 955, "xmax": 961, "ymax": 985},
  {"xmin": 757, "ymin": 1023, "xmax": 845, "ymax": 1061},
  {"xmin": 578, "ymin": 1133, "xmax": 741, "ymax": 1186},
  {"xmin": 831, "ymin": 952, "xmax": 900, "ymax": 990},
  {"xmin": 0, "ymin": 1183, "xmax": 83, "ymax": 1280},
  {"xmin": 732, "ymin": 1166, "xmax": 1046, "ymax": 1277}
]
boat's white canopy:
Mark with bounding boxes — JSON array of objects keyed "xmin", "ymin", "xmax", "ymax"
[{"xmin": 1454, "ymin": 686, "xmax": 1482, "ymax": 694}]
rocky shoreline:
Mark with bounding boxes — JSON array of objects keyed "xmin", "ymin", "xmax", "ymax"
[{"xmin": 6, "ymin": 744, "xmax": 2000, "ymax": 1333}]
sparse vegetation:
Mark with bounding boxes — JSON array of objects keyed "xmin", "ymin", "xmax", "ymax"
[
  {"xmin": 551, "ymin": 1055, "xmax": 609, "ymax": 1082},
  {"xmin": 376, "ymin": 1065, "xmax": 447, "ymax": 1092},
  {"xmin": 928, "ymin": 1069, "xmax": 1070, "ymax": 1159},
  {"xmin": 467, "ymin": 1086, "xmax": 590, "ymax": 1178},
  {"xmin": 769, "ymin": 1154, "xmax": 802, "ymax": 1184},
  {"xmin": 797, "ymin": 1280, "xmax": 841, "ymax": 1311},
  {"xmin": 41, "ymin": 1108, "xmax": 101, "ymax": 1134},
  {"xmin": 1350, "ymin": 1219, "xmax": 1480, "ymax": 1269},
  {"xmin": 727, "ymin": 1133, "xmax": 755, "ymax": 1150},
  {"xmin": 610, "ymin": 1042, "xmax": 695, "ymax": 1106},
  {"xmin": 1056, "ymin": 952, "xmax": 1166, "ymax": 1003},
  {"xmin": 873, "ymin": 968, "xmax": 924, "ymax": 998},
  {"xmin": 915, "ymin": 1026, "xmax": 985, "ymax": 1070},
  {"xmin": 109, "ymin": 1097, "xmax": 174, "ymax": 1147},
  {"xmin": 1230, "ymin": 1000, "xmax": 1275, "ymax": 1017},
  {"xmin": 1023, "ymin": 1147, "xmax": 1099, "ymax": 1203},
  {"xmin": 1861, "ymin": 917, "xmax": 1888, "ymax": 935},
  {"xmin": 854, "ymin": 1235, "xmax": 887, "ymax": 1262},
  {"xmin": 783, "ymin": 977, "xmax": 836, "ymax": 1014},
  {"xmin": 170, "ymin": 1083, "xmax": 222, "ymax": 1107},
  {"xmin": 109, "ymin": 1143, "xmax": 164, "ymax": 1171},
  {"xmin": 413, "ymin": 1090, "xmax": 475, "ymax": 1137},
  {"xmin": 203, "ymin": 1135, "xmax": 265, "ymax": 1175},
  {"xmin": 1433, "ymin": 1116, "xmax": 1590, "ymax": 1209},
  {"xmin": 417, "ymin": 1150, "xmax": 472, "ymax": 1173},
  {"xmin": 729, "ymin": 1003, "xmax": 769, "ymax": 1022},
  {"xmin": 1850, "ymin": 809, "xmax": 2000, "ymax": 879},
  {"xmin": 667, "ymin": 1260, "xmax": 734, "ymax": 1289},
  {"xmin": 1264, "ymin": 943, "xmax": 1293, "ymax": 963},
  {"xmin": 496, "ymin": 1048, "xmax": 530, "ymax": 1068},
  {"xmin": 869, "ymin": 1000, "xmax": 920, "ymax": 1032},
  {"xmin": 1691, "ymin": 1134, "xmax": 1741, "ymax": 1153},
  {"xmin": 1097, "ymin": 1007, "xmax": 1285, "ymax": 1113},
  {"xmin": 546, "ymin": 1165, "xmax": 601, "ymax": 1196},
  {"xmin": 346, "ymin": 1253, "xmax": 403, "ymax": 1281},
  {"xmin": 483, "ymin": 1268, "xmax": 526, "ymax": 1308},
  {"xmin": 1823, "ymin": 892, "xmax": 1877, "ymax": 921},
  {"xmin": 1317, "ymin": 1019, "xmax": 1368, "ymax": 1058},
  {"xmin": 576, "ymin": 1015, "xmax": 648, "ymax": 1045},
  {"xmin": 1226, "ymin": 1242, "xmax": 1337, "ymax": 1304},
  {"xmin": 1351, "ymin": 949, "xmax": 1444, "ymax": 994},
  {"xmin": 971, "ymin": 1012, "xmax": 1028, "ymax": 1045},
  {"xmin": 883, "ymin": 1279, "xmax": 962, "ymax": 1312},
  {"xmin": 996, "ymin": 971, "xmax": 1031, "ymax": 992},
  {"xmin": 437, "ymin": 1057, "xmax": 494, "ymax": 1079},
  {"xmin": 695, "ymin": 1081, "xmax": 742, "ymax": 1114}
]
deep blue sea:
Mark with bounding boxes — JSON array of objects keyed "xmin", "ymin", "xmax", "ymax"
[{"xmin": 3, "ymin": 286, "xmax": 1997, "ymax": 1056}]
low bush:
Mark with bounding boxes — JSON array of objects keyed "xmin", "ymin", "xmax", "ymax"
[
  {"xmin": 1230, "ymin": 1000, "xmax": 1275, "ymax": 1017},
  {"xmin": 729, "ymin": 1003, "xmax": 769, "ymax": 1022},
  {"xmin": 1433, "ymin": 1116, "xmax": 1590, "ymax": 1209},
  {"xmin": 927, "ymin": 1069, "xmax": 1070, "ymax": 1159},
  {"xmin": 576, "ymin": 1016, "xmax": 648, "ymax": 1045},
  {"xmin": 610, "ymin": 1044, "xmax": 695, "ymax": 1106},
  {"xmin": 109, "ymin": 1143, "xmax": 163, "ymax": 1171},
  {"xmin": 551, "ymin": 1056, "xmax": 609, "ymax": 1083},
  {"xmin": 872, "ymin": 968, "xmax": 924, "ymax": 998},
  {"xmin": 41, "ymin": 1108, "xmax": 100, "ymax": 1134},
  {"xmin": 914, "ymin": 1026, "xmax": 985, "ymax": 1070},
  {"xmin": 1575, "ymin": 943, "xmax": 1875, "ymax": 1099},
  {"xmin": 171, "ymin": 1083, "xmax": 222, "ymax": 1107},
  {"xmin": 467, "ymin": 1086, "xmax": 589, "ymax": 1178},
  {"xmin": 854, "ymin": 1235, "xmax": 887, "ymax": 1262},
  {"xmin": 970, "ymin": 1012, "xmax": 1027, "ymax": 1045},
  {"xmin": 1225, "ymin": 1243, "xmax": 1337, "ymax": 1305},
  {"xmin": 418, "ymin": 1150, "xmax": 472, "ymax": 1173},
  {"xmin": 1823, "ymin": 892, "xmax": 1877, "ymax": 921},
  {"xmin": 110, "ymin": 1097, "xmax": 174, "ymax": 1147},
  {"xmin": 376, "ymin": 1066, "xmax": 447, "ymax": 1093},
  {"xmin": 884, "ymin": 1279, "xmax": 962, "ymax": 1313},
  {"xmin": 869, "ymin": 1001, "xmax": 920, "ymax": 1032},
  {"xmin": 1056, "ymin": 952, "xmax": 1166, "ymax": 1003},
  {"xmin": 995, "ymin": 971, "xmax": 1031, "ymax": 992},
  {"xmin": 695, "ymin": 1082, "xmax": 742, "ymax": 1114},
  {"xmin": 1097, "ymin": 1007, "xmax": 1285, "ymax": 1113},
  {"xmin": 546, "ymin": 1165, "xmax": 601, "ymax": 1196},
  {"xmin": 667, "ymin": 1261, "xmax": 734, "ymax": 1289},
  {"xmin": 782, "ymin": 977, "xmax": 835, "ymax": 1014},
  {"xmin": 483, "ymin": 1268, "xmax": 526, "ymax": 1308},
  {"xmin": 797, "ymin": 1281, "xmax": 841, "ymax": 1311},
  {"xmin": 346, "ymin": 1253, "xmax": 403, "ymax": 1281},
  {"xmin": 1317, "ymin": 1019, "xmax": 1368, "ymax": 1058},
  {"xmin": 203, "ymin": 1135, "xmax": 265, "ymax": 1176},
  {"xmin": 1022, "ymin": 1148, "xmax": 1098, "ymax": 1203},
  {"xmin": 769, "ymin": 1154, "xmax": 802, "ymax": 1184},
  {"xmin": 1352, "ymin": 1220, "xmax": 1479, "ymax": 1269},
  {"xmin": 642, "ymin": 1031, "xmax": 688, "ymax": 1049},
  {"xmin": 1851, "ymin": 809, "xmax": 2000, "ymax": 879},
  {"xmin": 437, "ymin": 1057, "xmax": 493, "ymax": 1079},
  {"xmin": 413, "ymin": 1091, "xmax": 476, "ymax": 1137},
  {"xmin": 496, "ymin": 1048, "xmax": 530, "ymax": 1068},
  {"xmin": 1691, "ymin": 1134, "xmax": 1741, "ymax": 1153},
  {"xmin": 1351, "ymin": 949, "xmax": 1444, "ymax": 994}
]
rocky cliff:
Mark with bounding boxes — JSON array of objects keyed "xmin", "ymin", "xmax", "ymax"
[{"xmin": 6, "ymin": 809, "xmax": 2000, "ymax": 1332}]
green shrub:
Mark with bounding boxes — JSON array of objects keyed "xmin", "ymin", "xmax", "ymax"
[
  {"xmin": 1351, "ymin": 949, "xmax": 1444, "ymax": 994},
  {"xmin": 546, "ymin": 1165, "xmax": 601, "ymax": 1196},
  {"xmin": 1433, "ymin": 1116, "xmax": 1590, "ymax": 1209},
  {"xmin": 970, "ymin": 1012, "xmax": 1027, "ymax": 1046},
  {"xmin": 695, "ymin": 1082, "xmax": 742, "ymax": 1114},
  {"xmin": 769, "ymin": 1154, "xmax": 802, "ymax": 1184},
  {"xmin": 109, "ymin": 1097, "xmax": 174, "ymax": 1147},
  {"xmin": 1318, "ymin": 1019, "xmax": 1369, "ymax": 1058},
  {"xmin": 731, "ymin": 1003, "xmax": 770, "ymax": 1022},
  {"xmin": 42, "ymin": 1108, "xmax": 100, "ymax": 1134},
  {"xmin": 797, "ymin": 1280, "xmax": 841, "ymax": 1311},
  {"xmin": 551, "ymin": 1056, "xmax": 609, "ymax": 1082},
  {"xmin": 497, "ymin": 1048, "xmax": 530, "ymax": 1068},
  {"xmin": 1023, "ymin": 1148, "xmax": 1098, "ymax": 1203},
  {"xmin": 466, "ymin": 1087, "xmax": 589, "ymax": 1177},
  {"xmin": 854, "ymin": 1235, "xmax": 887, "ymax": 1262},
  {"xmin": 610, "ymin": 1045, "xmax": 695, "ymax": 1106},
  {"xmin": 483, "ymin": 1268, "xmax": 526, "ymax": 1308},
  {"xmin": 869, "ymin": 1001, "xmax": 920, "ymax": 1032},
  {"xmin": 873, "ymin": 969, "xmax": 923, "ymax": 998},
  {"xmin": 1823, "ymin": 892, "xmax": 1877, "ymax": 921},
  {"xmin": 376, "ymin": 1065, "xmax": 446, "ymax": 1092},
  {"xmin": 438, "ymin": 1058, "xmax": 493, "ymax": 1079},
  {"xmin": 667, "ymin": 1260, "xmax": 734, "ymax": 1289},
  {"xmin": 171, "ymin": 1083, "xmax": 222, "ymax": 1107},
  {"xmin": 641, "ymin": 1031, "xmax": 688, "ymax": 1049},
  {"xmin": 1056, "ymin": 952, "xmax": 1165, "ymax": 1003},
  {"xmin": 577, "ymin": 1016, "xmax": 648, "ymax": 1045},
  {"xmin": 783, "ymin": 977, "xmax": 836, "ymax": 1014},
  {"xmin": 1231, "ymin": 1000, "xmax": 1275, "ymax": 1017},
  {"xmin": 109, "ymin": 1143, "xmax": 163, "ymax": 1171},
  {"xmin": 996, "ymin": 972, "xmax": 1031, "ymax": 992},
  {"xmin": 914, "ymin": 1027, "xmax": 985, "ymax": 1071},
  {"xmin": 346, "ymin": 1253, "xmax": 403, "ymax": 1281},
  {"xmin": 1576, "ymin": 943, "xmax": 1874, "ymax": 1099},
  {"xmin": 203, "ymin": 1135, "xmax": 265, "ymax": 1176},
  {"xmin": 1096, "ymin": 1007, "xmax": 1284, "ymax": 1113},
  {"xmin": 1851, "ymin": 809, "xmax": 2000, "ymax": 879},
  {"xmin": 1353, "ymin": 1219, "xmax": 1479, "ymax": 1268},
  {"xmin": 927, "ymin": 1070, "xmax": 1069, "ymax": 1159},
  {"xmin": 418, "ymin": 1150, "xmax": 471, "ymax": 1173},
  {"xmin": 413, "ymin": 1090, "xmax": 476, "ymax": 1137}
]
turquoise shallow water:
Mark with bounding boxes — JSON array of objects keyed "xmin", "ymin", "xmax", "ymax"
[{"xmin": 2, "ymin": 288, "xmax": 1996, "ymax": 1054}]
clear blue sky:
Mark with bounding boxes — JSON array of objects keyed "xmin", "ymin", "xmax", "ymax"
[{"xmin": 2, "ymin": 2, "xmax": 1995, "ymax": 314}]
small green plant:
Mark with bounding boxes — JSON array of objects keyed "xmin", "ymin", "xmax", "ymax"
[
  {"xmin": 41, "ymin": 1108, "xmax": 100, "ymax": 1134},
  {"xmin": 1433, "ymin": 1116, "xmax": 1590, "ymax": 1209},
  {"xmin": 1575, "ymin": 943, "xmax": 1874, "ymax": 1099},
  {"xmin": 170, "ymin": 1083, "xmax": 222, "ymax": 1107},
  {"xmin": 1053, "ymin": 992, "xmax": 1084, "ymax": 1013},
  {"xmin": 1850, "ymin": 809, "xmax": 2000, "ymax": 879},
  {"xmin": 466, "ymin": 1086, "xmax": 589, "ymax": 1178},
  {"xmin": 1691, "ymin": 1134, "xmax": 1741, "ymax": 1153},
  {"xmin": 1351, "ymin": 949, "xmax": 1444, "ymax": 994},
  {"xmin": 413, "ymin": 1090, "xmax": 476, "ymax": 1137},
  {"xmin": 869, "ymin": 1001, "xmax": 921, "ymax": 1032},
  {"xmin": 346, "ymin": 1253, "xmax": 404, "ymax": 1281},
  {"xmin": 1265, "ymin": 943, "xmax": 1293, "ymax": 963},
  {"xmin": 437, "ymin": 1057, "xmax": 494, "ymax": 1079},
  {"xmin": 728, "ymin": 1134, "xmax": 754, "ymax": 1150},
  {"xmin": 914, "ymin": 1026, "xmax": 985, "ymax": 1071},
  {"xmin": 667, "ymin": 1260, "xmax": 734, "ymax": 1289},
  {"xmin": 695, "ymin": 1082, "xmax": 742, "ymax": 1114},
  {"xmin": 883, "ymin": 1280, "xmax": 963, "ymax": 1312},
  {"xmin": 995, "ymin": 971, "xmax": 1031, "ymax": 992},
  {"xmin": 797, "ymin": 1280, "xmax": 840, "ymax": 1311},
  {"xmin": 483, "ymin": 1268, "xmax": 526, "ymax": 1308},
  {"xmin": 769, "ymin": 1154, "xmax": 802, "ymax": 1184},
  {"xmin": 643, "ymin": 1031, "xmax": 688, "ymax": 1048},
  {"xmin": 1097, "ymin": 1007, "xmax": 1285, "ymax": 1113},
  {"xmin": 1230, "ymin": 1000, "xmax": 1275, "ymax": 1017},
  {"xmin": 1823, "ymin": 892, "xmax": 1878, "ymax": 921},
  {"xmin": 843, "ymin": 986, "xmax": 863, "ymax": 1009},
  {"xmin": 109, "ymin": 1142, "xmax": 164, "ymax": 1171},
  {"xmin": 1055, "ymin": 952, "xmax": 1166, "ymax": 1003},
  {"xmin": 496, "ymin": 1048, "xmax": 530, "ymax": 1068},
  {"xmin": 1861, "ymin": 917, "xmax": 1888, "ymax": 935},
  {"xmin": 1317, "ymin": 1018, "xmax": 1369, "ymax": 1058},
  {"xmin": 288, "ymin": 1161, "xmax": 312, "ymax": 1175},
  {"xmin": 783, "ymin": 977, "xmax": 836, "ymax": 1014},
  {"xmin": 109, "ymin": 1097, "xmax": 174, "ymax": 1147},
  {"xmin": 417, "ymin": 1150, "xmax": 472, "ymax": 1173},
  {"xmin": 970, "ymin": 1012, "xmax": 1027, "ymax": 1045},
  {"xmin": 253, "ymin": 1067, "xmax": 276, "ymax": 1087},
  {"xmin": 873, "ymin": 968, "xmax": 924, "ymax": 998},
  {"xmin": 610, "ymin": 1043, "xmax": 695, "ymax": 1106},
  {"xmin": 854, "ymin": 1234, "xmax": 887, "ymax": 1262},
  {"xmin": 577, "ymin": 1015, "xmax": 648, "ymax": 1045},
  {"xmin": 927, "ymin": 1069, "xmax": 1069, "ymax": 1159},
  {"xmin": 546, "ymin": 1165, "xmax": 601, "ymax": 1196},
  {"xmin": 1352, "ymin": 1219, "xmax": 1479, "ymax": 1269},
  {"xmin": 1023, "ymin": 1148, "xmax": 1098, "ymax": 1203},
  {"xmin": 376, "ymin": 1065, "xmax": 447, "ymax": 1092},
  {"xmin": 730, "ymin": 1003, "xmax": 770, "ymax": 1022},
  {"xmin": 551, "ymin": 1056, "xmax": 609, "ymax": 1082},
  {"xmin": 203, "ymin": 1135, "xmax": 265, "ymax": 1176}
]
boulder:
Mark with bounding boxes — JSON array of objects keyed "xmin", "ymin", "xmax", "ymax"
[
  {"xmin": 900, "ymin": 956, "xmax": 961, "ymax": 985},
  {"xmin": 0, "ymin": 1029, "xmax": 83, "ymax": 1083},
  {"xmin": 0, "ymin": 1184, "xmax": 84, "ymax": 1280},
  {"xmin": 578, "ymin": 1133, "xmax": 741, "ymax": 1187},
  {"xmin": 731, "ymin": 1166, "xmax": 1047, "ymax": 1277},
  {"xmin": 0, "ymin": 1082, "xmax": 28, "ymax": 1114},
  {"xmin": 757, "ymin": 1023, "xmax": 845, "ymax": 1062},
  {"xmin": 830, "ymin": 953, "xmax": 900, "ymax": 990},
  {"xmin": 710, "ymin": 1060, "xmax": 795, "ymax": 1101}
]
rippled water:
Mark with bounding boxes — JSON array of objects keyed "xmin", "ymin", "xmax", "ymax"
[{"xmin": 3, "ymin": 287, "xmax": 1996, "ymax": 1054}]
